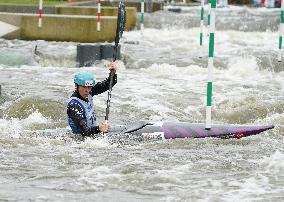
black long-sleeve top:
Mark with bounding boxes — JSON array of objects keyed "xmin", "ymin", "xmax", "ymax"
[{"xmin": 67, "ymin": 73, "xmax": 117, "ymax": 137}]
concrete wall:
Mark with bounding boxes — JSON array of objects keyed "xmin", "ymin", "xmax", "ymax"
[
  {"xmin": 0, "ymin": 4, "xmax": 137, "ymax": 31},
  {"xmin": 0, "ymin": 12, "xmax": 118, "ymax": 42},
  {"xmin": 56, "ymin": 6, "xmax": 137, "ymax": 30},
  {"xmin": 0, "ymin": 4, "xmax": 56, "ymax": 14},
  {"xmin": 68, "ymin": 0, "xmax": 164, "ymax": 12},
  {"xmin": 102, "ymin": 2, "xmax": 163, "ymax": 13},
  {"xmin": 0, "ymin": 4, "xmax": 137, "ymax": 42}
]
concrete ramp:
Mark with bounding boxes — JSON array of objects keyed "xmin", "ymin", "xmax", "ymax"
[{"xmin": 0, "ymin": 21, "xmax": 19, "ymax": 37}]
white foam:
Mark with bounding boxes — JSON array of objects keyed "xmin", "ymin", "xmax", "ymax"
[
  {"xmin": 227, "ymin": 56, "xmax": 259, "ymax": 77},
  {"xmin": 0, "ymin": 118, "xmax": 22, "ymax": 138},
  {"xmin": 0, "ymin": 111, "xmax": 51, "ymax": 138},
  {"xmin": 22, "ymin": 110, "xmax": 51, "ymax": 126},
  {"xmin": 261, "ymin": 150, "xmax": 284, "ymax": 173}
]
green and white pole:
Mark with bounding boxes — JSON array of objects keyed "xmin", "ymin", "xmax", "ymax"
[
  {"xmin": 199, "ymin": 0, "xmax": 205, "ymax": 58},
  {"xmin": 140, "ymin": 0, "xmax": 145, "ymax": 30},
  {"xmin": 207, "ymin": 0, "xmax": 211, "ymax": 36},
  {"xmin": 205, "ymin": 0, "xmax": 216, "ymax": 130},
  {"xmin": 278, "ymin": 0, "xmax": 284, "ymax": 62}
]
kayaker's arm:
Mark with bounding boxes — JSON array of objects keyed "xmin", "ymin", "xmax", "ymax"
[{"xmin": 91, "ymin": 73, "xmax": 117, "ymax": 96}]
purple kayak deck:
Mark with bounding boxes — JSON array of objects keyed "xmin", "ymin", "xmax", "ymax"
[
  {"xmin": 161, "ymin": 122, "xmax": 274, "ymax": 139},
  {"xmin": 128, "ymin": 122, "xmax": 274, "ymax": 139}
]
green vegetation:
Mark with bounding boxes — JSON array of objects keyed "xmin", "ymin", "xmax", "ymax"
[{"xmin": 0, "ymin": 0, "xmax": 67, "ymax": 6}]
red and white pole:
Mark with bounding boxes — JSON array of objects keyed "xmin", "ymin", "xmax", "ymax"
[
  {"xmin": 97, "ymin": 0, "xmax": 101, "ymax": 31},
  {"xmin": 38, "ymin": 0, "xmax": 43, "ymax": 28}
]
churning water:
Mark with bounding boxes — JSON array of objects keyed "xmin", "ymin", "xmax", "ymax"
[{"xmin": 0, "ymin": 5, "xmax": 283, "ymax": 202}]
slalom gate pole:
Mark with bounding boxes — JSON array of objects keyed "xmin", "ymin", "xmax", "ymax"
[
  {"xmin": 200, "ymin": 0, "xmax": 205, "ymax": 57},
  {"xmin": 205, "ymin": 0, "xmax": 216, "ymax": 130},
  {"xmin": 278, "ymin": 0, "xmax": 284, "ymax": 62},
  {"xmin": 207, "ymin": 0, "xmax": 211, "ymax": 36},
  {"xmin": 38, "ymin": 0, "xmax": 43, "ymax": 28},
  {"xmin": 97, "ymin": 0, "xmax": 101, "ymax": 31},
  {"xmin": 140, "ymin": 0, "xmax": 145, "ymax": 30}
]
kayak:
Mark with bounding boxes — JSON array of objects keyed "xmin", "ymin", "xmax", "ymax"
[{"xmin": 36, "ymin": 121, "xmax": 274, "ymax": 141}]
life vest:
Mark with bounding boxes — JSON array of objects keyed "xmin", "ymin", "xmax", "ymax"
[{"xmin": 67, "ymin": 94, "xmax": 97, "ymax": 134}]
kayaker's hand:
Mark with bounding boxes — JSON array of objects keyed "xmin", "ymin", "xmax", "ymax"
[
  {"xmin": 99, "ymin": 123, "xmax": 109, "ymax": 133},
  {"xmin": 107, "ymin": 62, "xmax": 117, "ymax": 74}
]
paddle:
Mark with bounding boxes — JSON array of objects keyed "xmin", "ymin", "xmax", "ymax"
[{"xmin": 105, "ymin": 2, "xmax": 126, "ymax": 125}]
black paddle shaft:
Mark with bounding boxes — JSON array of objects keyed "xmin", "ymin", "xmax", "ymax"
[{"xmin": 105, "ymin": 2, "xmax": 126, "ymax": 122}]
